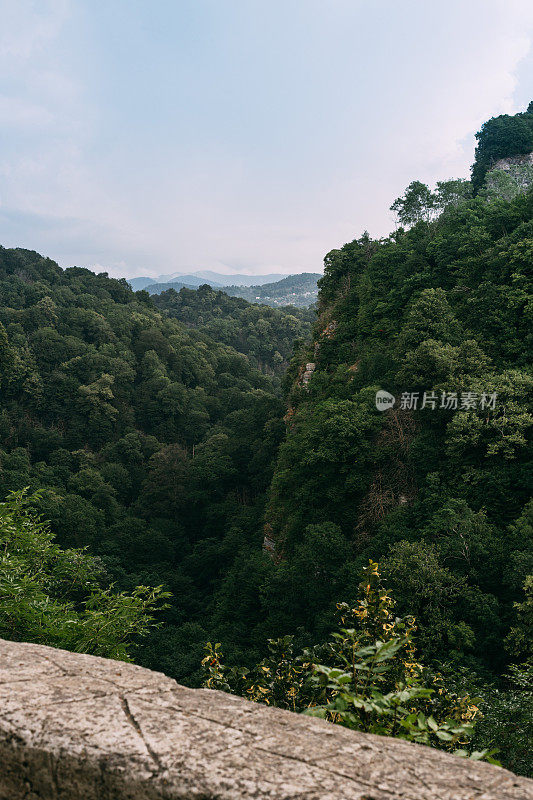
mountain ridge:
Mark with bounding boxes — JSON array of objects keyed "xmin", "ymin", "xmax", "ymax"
[{"xmin": 128, "ymin": 270, "xmax": 307, "ymax": 292}]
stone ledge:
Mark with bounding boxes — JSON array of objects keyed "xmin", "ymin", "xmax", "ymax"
[{"xmin": 0, "ymin": 638, "xmax": 531, "ymax": 800}]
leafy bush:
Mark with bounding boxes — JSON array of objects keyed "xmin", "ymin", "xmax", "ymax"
[
  {"xmin": 202, "ymin": 562, "xmax": 496, "ymax": 762},
  {"xmin": 0, "ymin": 490, "xmax": 169, "ymax": 660}
]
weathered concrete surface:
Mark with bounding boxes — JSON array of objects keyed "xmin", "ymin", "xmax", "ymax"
[{"xmin": 0, "ymin": 638, "xmax": 531, "ymax": 800}]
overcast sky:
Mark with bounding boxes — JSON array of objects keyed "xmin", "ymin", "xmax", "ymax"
[{"xmin": 1, "ymin": 0, "xmax": 532, "ymax": 278}]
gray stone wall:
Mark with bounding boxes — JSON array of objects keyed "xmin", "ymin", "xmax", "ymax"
[{"xmin": 1, "ymin": 637, "xmax": 532, "ymax": 799}]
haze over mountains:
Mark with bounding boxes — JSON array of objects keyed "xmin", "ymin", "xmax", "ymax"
[
  {"xmin": 128, "ymin": 270, "xmax": 303, "ymax": 291},
  {"xmin": 128, "ymin": 271, "xmax": 321, "ymax": 308}
]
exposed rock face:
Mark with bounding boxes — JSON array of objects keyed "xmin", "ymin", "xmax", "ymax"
[
  {"xmin": 487, "ymin": 151, "xmax": 533, "ymax": 195},
  {"xmin": 1, "ymin": 638, "xmax": 532, "ymax": 800},
  {"xmin": 301, "ymin": 361, "xmax": 315, "ymax": 386},
  {"xmin": 492, "ymin": 152, "xmax": 533, "ymax": 170}
]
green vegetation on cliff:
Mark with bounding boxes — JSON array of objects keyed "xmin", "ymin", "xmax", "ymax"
[
  {"xmin": 220, "ymin": 174, "xmax": 531, "ymax": 774},
  {"xmin": 471, "ymin": 103, "xmax": 533, "ymax": 192},
  {"xmin": 152, "ymin": 284, "xmax": 314, "ymax": 376},
  {"xmin": 260, "ymin": 189, "xmax": 532, "ymax": 672}
]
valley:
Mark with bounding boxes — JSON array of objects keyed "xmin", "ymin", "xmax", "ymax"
[{"xmin": 0, "ymin": 104, "xmax": 532, "ymax": 778}]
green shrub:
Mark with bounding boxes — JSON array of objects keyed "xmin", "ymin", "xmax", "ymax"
[
  {"xmin": 0, "ymin": 490, "xmax": 169, "ymax": 660},
  {"xmin": 202, "ymin": 562, "xmax": 496, "ymax": 762}
]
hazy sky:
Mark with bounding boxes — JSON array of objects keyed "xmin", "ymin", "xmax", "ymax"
[{"xmin": 1, "ymin": 1, "xmax": 532, "ymax": 278}]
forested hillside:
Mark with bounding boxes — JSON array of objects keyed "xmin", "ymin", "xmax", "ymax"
[
  {"xmin": 198, "ymin": 108, "xmax": 532, "ymax": 773},
  {"xmin": 141, "ymin": 272, "xmax": 320, "ymax": 307},
  {"xmin": 259, "ymin": 189, "xmax": 532, "ymax": 663},
  {"xmin": 209, "ymin": 109, "xmax": 532, "ymax": 681},
  {"xmin": 129, "ymin": 271, "xmax": 292, "ymax": 291},
  {"xmin": 219, "ymin": 142, "xmax": 530, "ymax": 773},
  {"xmin": 222, "ymin": 272, "xmax": 320, "ymax": 307},
  {"xmin": 152, "ymin": 285, "xmax": 314, "ymax": 375},
  {"xmin": 0, "ymin": 247, "xmax": 290, "ymax": 678},
  {"xmin": 140, "ymin": 279, "xmax": 200, "ymax": 294}
]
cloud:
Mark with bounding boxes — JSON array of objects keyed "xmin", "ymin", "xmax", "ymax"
[
  {"xmin": 0, "ymin": 0, "xmax": 70, "ymax": 60},
  {"xmin": 0, "ymin": 0, "xmax": 532, "ymax": 278},
  {"xmin": 0, "ymin": 96, "xmax": 55, "ymax": 128}
]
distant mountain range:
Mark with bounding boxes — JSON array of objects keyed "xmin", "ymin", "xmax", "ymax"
[
  {"xmin": 127, "ymin": 271, "xmax": 321, "ymax": 308},
  {"xmin": 128, "ymin": 270, "xmax": 297, "ymax": 291},
  {"xmin": 132, "ymin": 272, "xmax": 321, "ymax": 308},
  {"xmin": 222, "ymin": 273, "xmax": 320, "ymax": 308}
]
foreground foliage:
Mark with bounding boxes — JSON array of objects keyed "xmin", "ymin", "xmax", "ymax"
[
  {"xmin": 0, "ymin": 491, "xmax": 169, "ymax": 660},
  {"xmin": 202, "ymin": 563, "xmax": 497, "ymax": 761}
]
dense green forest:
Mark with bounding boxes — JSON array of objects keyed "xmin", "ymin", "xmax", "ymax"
[
  {"xmin": 262, "ymin": 192, "xmax": 532, "ymax": 659},
  {"xmin": 0, "ymin": 248, "xmax": 289, "ymax": 678},
  {"xmin": 152, "ymin": 285, "xmax": 314, "ymax": 375},
  {"xmin": 0, "ymin": 106, "xmax": 531, "ymax": 774},
  {"xmin": 140, "ymin": 279, "xmax": 202, "ymax": 294},
  {"xmin": 232, "ymin": 107, "xmax": 531, "ymax": 772},
  {"xmin": 221, "ymin": 272, "xmax": 320, "ymax": 307}
]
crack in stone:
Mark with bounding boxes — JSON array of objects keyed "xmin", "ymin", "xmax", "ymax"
[
  {"xmin": 129, "ymin": 697, "xmax": 381, "ymax": 794},
  {"xmin": 145, "ymin": 696, "xmax": 263, "ymax": 737},
  {"xmin": 383, "ymin": 749, "xmax": 437, "ymax": 796},
  {"xmin": 40, "ymin": 654, "xmax": 157, "ymax": 693},
  {"xmin": 120, "ymin": 695, "xmax": 164, "ymax": 773},
  {"xmin": 0, "ymin": 665, "xmax": 167, "ymax": 696},
  {"xmin": 40, "ymin": 654, "xmax": 71, "ymax": 676},
  {"xmin": 0, "ymin": 692, "xmax": 116, "ymax": 720},
  {"xmin": 252, "ymin": 744, "xmax": 381, "ymax": 793}
]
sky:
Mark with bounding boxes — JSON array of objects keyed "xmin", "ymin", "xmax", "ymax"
[{"xmin": 0, "ymin": 1, "xmax": 532, "ymax": 279}]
